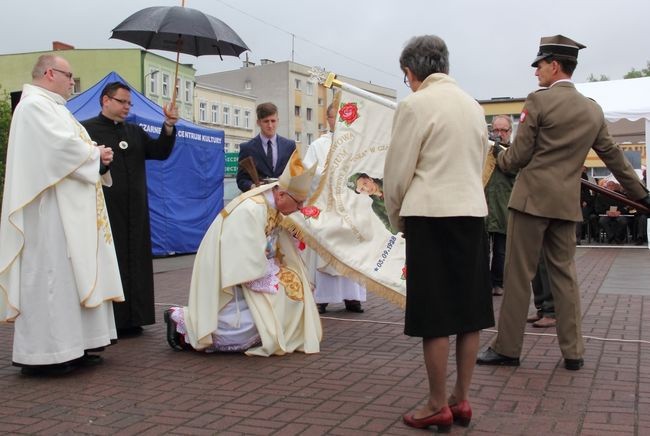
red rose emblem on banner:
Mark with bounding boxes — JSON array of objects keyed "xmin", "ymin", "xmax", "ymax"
[
  {"xmin": 300, "ymin": 206, "xmax": 321, "ymax": 219},
  {"xmin": 400, "ymin": 265, "xmax": 407, "ymax": 280},
  {"xmin": 338, "ymin": 102, "xmax": 359, "ymax": 126}
]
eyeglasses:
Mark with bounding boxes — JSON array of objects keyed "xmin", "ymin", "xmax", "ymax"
[
  {"xmin": 403, "ymin": 73, "xmax": 410, "ymax": 87},
  {"xmin": 50, "ymin": 68, "xmax": 73, "ymax": 79},
  {"xmin": 109, "ymin": 96, "xmax": 134, "ymax": 107},
  {"xmin": 492, "ymin": 128, "xmax": 511, "ymax": 133},
  {"xmin": 284, "ymin": 191, "xmax": 303, "ymax": 207}
]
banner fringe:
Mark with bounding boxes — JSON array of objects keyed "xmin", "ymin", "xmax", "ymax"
[{"xmin": 280, "ymin": 216, "xmax": 406, "ymax": 309}]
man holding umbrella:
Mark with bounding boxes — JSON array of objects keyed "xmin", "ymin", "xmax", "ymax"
[{"xmin": 82, "ymin": 82, "xmax": 178, "ymax": 337}]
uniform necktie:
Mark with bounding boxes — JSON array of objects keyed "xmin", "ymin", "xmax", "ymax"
[{"xmin": 266, "ymin": 139, "xmax": 274, "ymax": 171}]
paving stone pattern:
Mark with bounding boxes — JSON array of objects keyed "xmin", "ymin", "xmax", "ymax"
[{"xmin": 1, "ymin": 248, "xmax": 649, "ymax": 435}]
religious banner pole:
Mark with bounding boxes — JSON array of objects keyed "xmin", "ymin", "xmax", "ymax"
[
  {"xmin": 309, "ymin": 67, "xmax": 397, "ymax": 110},
  {"xmin": 581, "ymin": 179, "xmax": 650, "ymax": 213}
]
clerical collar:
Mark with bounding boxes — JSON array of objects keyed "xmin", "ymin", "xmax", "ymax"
[{"xmin": 98, "ymin": 112, "xmax": 124, "ymax": 126}]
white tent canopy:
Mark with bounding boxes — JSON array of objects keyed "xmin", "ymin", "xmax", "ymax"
[
  {"xmin": 575, "ymin": 76, "xmax": 650, "ymax": 122},
  {"xmin": 575, "ymin": 75, "xmax": 649, "ymax": 172}
]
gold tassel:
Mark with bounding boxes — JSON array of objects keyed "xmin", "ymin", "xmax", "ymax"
[{"xmin": 483, "ymin": 148, "xmax": 497, "ymax": 187}]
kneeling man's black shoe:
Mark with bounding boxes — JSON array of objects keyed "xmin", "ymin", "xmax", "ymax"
[
  {"xmin": 564, "ymin": 358, "xmax": 584, "ymax": 371},
  {"xmin": 164, "ymin": 308, "xmax": 185, "ymax": 351},
  {"xmin": 476, "ymin": 347, "xmax": 520, "ymax": 366}
]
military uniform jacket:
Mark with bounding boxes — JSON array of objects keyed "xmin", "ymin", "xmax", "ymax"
[{"xmin": 497, "ymin": 81, "xmax": 647, "ymax": 222}]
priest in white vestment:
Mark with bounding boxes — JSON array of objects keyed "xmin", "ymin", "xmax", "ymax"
[
  {"xmin": 0, "ymin": 55, "xmax": 124, "ymax": 375},
  {"xmin": 302, "ymin": 104, "xmax": 366, "ymax": 314},
  {"xmin": 164, "ymin": 144, "xmax": 322, "ymax": 356}
]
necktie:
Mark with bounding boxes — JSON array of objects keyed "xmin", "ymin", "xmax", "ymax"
[{"xmin": 266, "ymin": 139, "xmax": 274, "ymax": 171}]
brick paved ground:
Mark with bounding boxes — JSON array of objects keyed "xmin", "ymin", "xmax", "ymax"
[{"xmin": 1, "ymin": 247, "xmax": 649, "ymax": 435}]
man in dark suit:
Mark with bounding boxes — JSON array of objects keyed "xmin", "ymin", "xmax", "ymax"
[
  {"xmin": 236, "ymin": 102, "xmax": 296, "ymax": 191},
  {"xmin": 477, "ymin": 35, "xmax": 650, "ymax": 371}
]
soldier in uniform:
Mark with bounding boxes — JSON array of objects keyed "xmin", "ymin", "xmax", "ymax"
[{"xmin": 477, "ymin": 35, "xmax": 650, "ymax": 371}]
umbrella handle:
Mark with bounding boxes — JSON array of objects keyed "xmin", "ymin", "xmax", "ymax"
[{"xmin": 170, "ymin": 36, "xmax": 183, "ymax": 109}]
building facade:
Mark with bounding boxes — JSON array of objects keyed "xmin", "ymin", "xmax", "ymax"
[
  {"xmin": 196, "ymin": 60, "xmax": 396, "ymax": 145},
  {"xmin": 193, "ymin": 83, "xmax": 256, "ymax": 154},
  {"xmin": 0, "ymin": 44, "xmax": 196, "ymax": 121}
]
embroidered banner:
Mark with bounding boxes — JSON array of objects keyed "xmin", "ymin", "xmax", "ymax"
[{"xmin": 284, "ymin": 89, "xmax": 406, "ymax": 307}]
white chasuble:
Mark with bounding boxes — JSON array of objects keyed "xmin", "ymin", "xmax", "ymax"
[
  {"xmin": 0, "ymin": 84, "xmax": 124, "ymax": 365},
  {"xmin": 183, "ymin": 184, "xmax": 321, "ymax": 356}
]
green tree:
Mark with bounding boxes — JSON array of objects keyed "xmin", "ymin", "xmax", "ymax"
[
  {"xmin": 0, "ymin": 88, "xmax": 11, "ymax": 213},
  {"xmin": 587, "ymin": 73, "xmax": 609, "ymax": 82},
  {"xmin": 623, "ymin": 61, "xmax": 650, "ymax": 79}
]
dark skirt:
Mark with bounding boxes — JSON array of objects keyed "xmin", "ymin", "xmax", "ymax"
[{"xmin": 404, "ymin": 216, "xmax": 494, "ymax": 338}]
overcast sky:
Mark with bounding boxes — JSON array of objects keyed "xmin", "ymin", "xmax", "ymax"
[{"xmin": 2, "ymin": 0, "xmax": 648, "ymax": 101}]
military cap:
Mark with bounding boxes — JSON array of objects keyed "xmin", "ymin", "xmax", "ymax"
[{"xmin": 531, "ymin": 35, "xmax": 586, "ymax": 67}]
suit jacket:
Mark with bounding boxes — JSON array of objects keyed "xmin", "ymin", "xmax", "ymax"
[
  {"xmin": 236, "ymin": 134, "xmax": 296, "ymax": 192},
  {"xmin": 384, "ymin": 73, "xmax": 488, "ymax": 233},
  {"xmin": 498, "ymin": 81, "xmax": 647, "ymax": 222}
]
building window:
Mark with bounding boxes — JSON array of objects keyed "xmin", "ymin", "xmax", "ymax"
[
  {"xmin": 199, "ymin": 102, "xmax": 207, "ymax": 122},
  {"xmin": 185, "ymin": 80, "xmax": 192, "ymax": 102},
  {"xmin": 73, "ymin": 78, "xmax": 81, "ymax": 95},
  {"xmin": 244, "ymin": 109, "xmax": 251, "ymax": 129},
  {"xmin": 148, "ymin": 70, "xmax": 158, "ymax": 95},
  {"xmin": 295, "ymin": 131, "xmax": 301, "ymax": 142},
  {"xmin": 223, "ymin": 106, "xmax": 230, "ymax": 125},
  {"xmin": 211, "ymin": 104, "xmax": 219, "ymax": 124},
  {"xmin": 162, "ymin": 73, "xmax": 170, "ymax": 97},
  {"xmin": 233, "ymin": 108, "xmax": 241, "ymax": 127},
  {"xmin": 294, "ymin": 106, "xmax": 300, "ymax": 117},
  {"xmin": 307, "ymin": 133, "xmax": 313, "ymax": 144},
  {"xmin": 306, "ymin": 107, "xmax": 313, "ymax": 121},
  {"xmin": 295, "ymin": 79, "xmax": 301, "ymax": 90},
  {"xmin": 244, "ymin": 80, "xmax": 252, "ymax": 90},
  {"xmin": 318, "ymin": 97, "xmax": 324, "ymax": 106},
  {"xmin": 318, "ymin": 123, "xmax": 324, "ymax": 131},
  {"xmin": 306, "ymin": 82, "xmax": 314, "ymax": 96}
]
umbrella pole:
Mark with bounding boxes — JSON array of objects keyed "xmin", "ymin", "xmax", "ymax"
[
  {"xmin": 170, "ymin": 0, "xmax": 186, "ymax": 106},
  {"xmin": 169, "ymin": 35, "xmax": 183, "ymax": 112},
  {"xmin": 171, "ymin": 50, "xmax": 180, "ymax": 108}
]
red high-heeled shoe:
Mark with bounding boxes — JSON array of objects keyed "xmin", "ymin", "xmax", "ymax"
[
  {"xmin": 449, "ymin": 400, "xmax": 472, "ymax": 427},
  {"xmin": 402, "ymin": 405, "xmax": 453, "ymax": 432}
]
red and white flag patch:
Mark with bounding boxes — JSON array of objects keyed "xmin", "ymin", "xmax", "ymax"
[{"xmin": 520, "ymin": 109, "xmax": 528, "ymax": 124}]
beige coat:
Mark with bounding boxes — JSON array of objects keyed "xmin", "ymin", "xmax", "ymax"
[
  {"xmin": 498, "ymin": 81, "xmax": 647, "ymax": 221},
  {"xmin": 384, "ymin": 73, "xmax": 488, "ymax": 233}
]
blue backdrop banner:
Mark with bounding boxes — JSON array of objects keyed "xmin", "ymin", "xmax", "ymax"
[{"xmin": 67, "ymin": 71, "xmax": 225, "ymax": 256}]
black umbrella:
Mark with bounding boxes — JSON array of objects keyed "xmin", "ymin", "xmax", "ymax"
[{"xmin": 111, "ymin": 5, "xmax": 250, "ymax": 104}]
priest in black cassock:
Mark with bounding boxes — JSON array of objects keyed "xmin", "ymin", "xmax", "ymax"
[{"xmin": 82, "ymin": 82, "xmax": 178, "ymax": 336}]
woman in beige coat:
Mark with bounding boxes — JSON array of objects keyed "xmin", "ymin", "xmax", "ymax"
[{"xmin": 384, "ymin": 35, "xmax": 494, "ymax": 432}]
